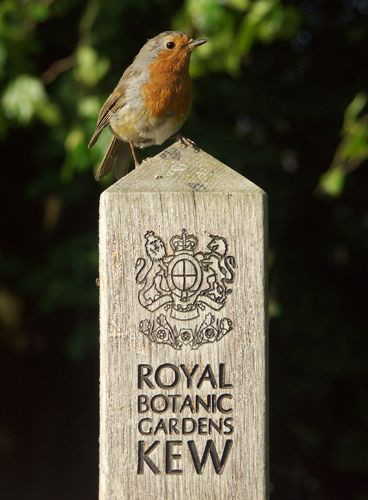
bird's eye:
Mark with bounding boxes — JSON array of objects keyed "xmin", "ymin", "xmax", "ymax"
[{"xmin": 166, "ymin": 41, "xmax": 175, "ymax": 49}]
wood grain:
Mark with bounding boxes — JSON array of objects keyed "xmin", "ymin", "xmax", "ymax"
[{"xmin": 99, "ymin": 142, "xmax": 268, "ymax": 499}]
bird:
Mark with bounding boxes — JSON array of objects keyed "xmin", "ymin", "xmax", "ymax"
[{"xmin": 88, "ymin": 31, "xmax": 207, "ymax": 180}]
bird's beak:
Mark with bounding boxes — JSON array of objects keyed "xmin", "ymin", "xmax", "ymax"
[{"xmin": 187, "ymin": 38, "xmax": 207, "ymax": 50}]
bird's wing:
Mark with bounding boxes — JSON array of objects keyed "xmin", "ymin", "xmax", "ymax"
[
  {"xmin": 88, "ymin": 66, "xmax": 143, "ymax": 148},
  {"xmin": 88, "ymin": 89, "xmax": 125, "ymax": 148},
  {"xmin": 94, "ymin": 136, "xmax": 131, "ymax": 181}
]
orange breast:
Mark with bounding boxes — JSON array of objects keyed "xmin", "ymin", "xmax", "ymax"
[{"xmin": 142, "ymin": 50, "xmax": 192, "ymax": 120}]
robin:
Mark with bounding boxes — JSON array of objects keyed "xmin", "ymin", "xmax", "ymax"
[{"xmin": 88, "ymin": 31, "xmax": 206, "ymax": 180}]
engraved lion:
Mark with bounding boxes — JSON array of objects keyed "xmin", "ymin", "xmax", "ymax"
[{"xmin": 135, "ymin": 231, "xmax": 170, "ymax": 307}]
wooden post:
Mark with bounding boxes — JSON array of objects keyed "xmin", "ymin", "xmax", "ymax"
[{"xmin": 99, "ymin": 142, "xmax": 268, "ymax": 500}]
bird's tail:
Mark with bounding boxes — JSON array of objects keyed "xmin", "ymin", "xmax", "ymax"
[
  {"xmin": 88, "ymin": 129, "xmax": 100, "ymax": 149},
  {"xmin": 95, "ymin": 136, "xmax": 131, "ymax": 181}
]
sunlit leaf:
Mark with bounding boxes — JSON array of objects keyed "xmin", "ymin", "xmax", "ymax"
[
  {"xmin": 340, "ymin": 124, "xmax": 368, "ymax": 162},
  {"xmin": 74, "ymin": 45, "xmax": 110, "ymax": 87},
  {"xmin": 62, "ymin": 127, "xmax": 93, "ymax": 180},
  {"xmin": 36, "ymin": 101, "xmax": 61, "ymax": 126},
  {"xmin": 318, "ymin": 167, "xmax": 346, "ymax": 197},
  {"xmin": 318, "ymin": 92, "xmax": 368, "ymax": 196},
  {"xmin": 78, "ymin": 96, "xmax": 100, "ymax": 119},
  {"xmin": 2, "ymin": 74, "xmax": 47, "ymax": 124},
  {"xmin": 247, "ymin": 0, "xmax": 275, "ymax": 24},
  {"xmin": 185, "ymin": 0, "xmax": 224, "ymax": 31},
  {"xmin": 258, "ymin": 7, "xmax": 285, "ymax": 42},
  {"xmin": 344, "ymin": 92, "xmax": 367, "ymax": 124},
  {"xmin": 65, "ymin": 128, "xmax": 84, "ymax": 152}
]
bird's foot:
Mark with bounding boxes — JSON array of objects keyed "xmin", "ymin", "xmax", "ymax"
[
  {"xmin": 174, "ymin": 134, "xmax": 200, "ymax": 151},
  {"xmin": 129, "ymin": 141, "xmax": 141, "ymax": 168}
]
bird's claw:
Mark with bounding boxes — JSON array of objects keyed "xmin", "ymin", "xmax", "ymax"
[{"xmin": 175, "ymin": 134, "xmax": 200, "ymax": 151}]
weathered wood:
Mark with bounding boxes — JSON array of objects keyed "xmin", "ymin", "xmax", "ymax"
[{"xmin": 99, "ymin": 142, "xmax": 268, "ymax": 500}]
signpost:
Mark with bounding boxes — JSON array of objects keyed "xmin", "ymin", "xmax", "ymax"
[{"xmin": 99, "ymin": 142, "xmax": 268, "ymax": 499}]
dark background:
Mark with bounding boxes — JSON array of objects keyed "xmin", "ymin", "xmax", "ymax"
[{"xmin": 1, "ymin": 1, "xmax": 367, "ymax": 499}]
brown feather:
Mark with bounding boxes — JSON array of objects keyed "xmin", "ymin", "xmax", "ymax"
[
  {"xmin": 94, "ymin": 136, "xmax": 131, "ymax": 180},
  {"xmin": 88, "ymin": 66, "xmax": 144, "ymax": 148},
  {"xmin": 88, "ymin": 91, "xmax": 125, "ymax": 148}
]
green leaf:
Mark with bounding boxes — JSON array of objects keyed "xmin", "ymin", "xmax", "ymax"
[
  {"xmin": 2, "ymin": 74, "xmax": 46, "ymax": 124},
  {"xmin": 74, "ymin": 45, "xmax": 110, "ymax": 87},
  {"xmin": 318, "ymin": 167, "xmax": 346, "ymax": 197},
  {"xmin": 319, "ymin": 92, "xmax": 368, "ymax": 197},
  {"xmin": 344, "ymin": 92, "xmax": 367, "ymax": 125},
  {"xmin": 78, "ymin": 96, "xmax": 100, "ymax": 119},
  {"xmin": 340, "ymin": 124, "xmax": 368, "ymax": 162},
  {"xmin": 36, "ymin": 101, "xmax": 61, "ymax": 126},
  {"xmin": 185, "ymin": 0, "xmax": 225, "ymax": 31}
]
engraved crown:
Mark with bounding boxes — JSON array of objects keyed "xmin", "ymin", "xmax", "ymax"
[
  {"xmin": 144, "ymin": 230, "xmax": 157, "ymax": 244},
  {"xmin": 170, "ymin": 229, "xmax": 198, "ymax": 254}
]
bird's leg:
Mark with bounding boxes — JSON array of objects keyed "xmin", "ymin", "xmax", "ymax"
[
  {"xmin": 173, "ymin": 133, "xmax": 200, "ymax": 151},
  {"xmin": 129, "ymin": 141, "xmax": 140, "ymax": 168}
]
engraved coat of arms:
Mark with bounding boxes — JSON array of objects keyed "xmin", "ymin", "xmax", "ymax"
[{"xmin": 135, "ymin": 229, "xmax": 236, "ymax": 349}]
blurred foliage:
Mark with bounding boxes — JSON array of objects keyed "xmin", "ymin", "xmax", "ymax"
[
  {"xmin": 175, "ymin": 0, "xmax": 302, "ymax": 74},
  {"xmin": 319, "ymin": 92, "xmax": 368, "ymax": 196},
  {"xmin": 2, "ymin": 73, "xmax": 60, "ymax": 124},
  {"xmin": 0, "ymin": 1, "xmax": 368, "ymax": 499}
]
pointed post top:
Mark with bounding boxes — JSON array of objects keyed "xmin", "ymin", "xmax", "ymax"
[{"xmin": 104, "ymin": 142, "xmax": 265, "ymax": 195}]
